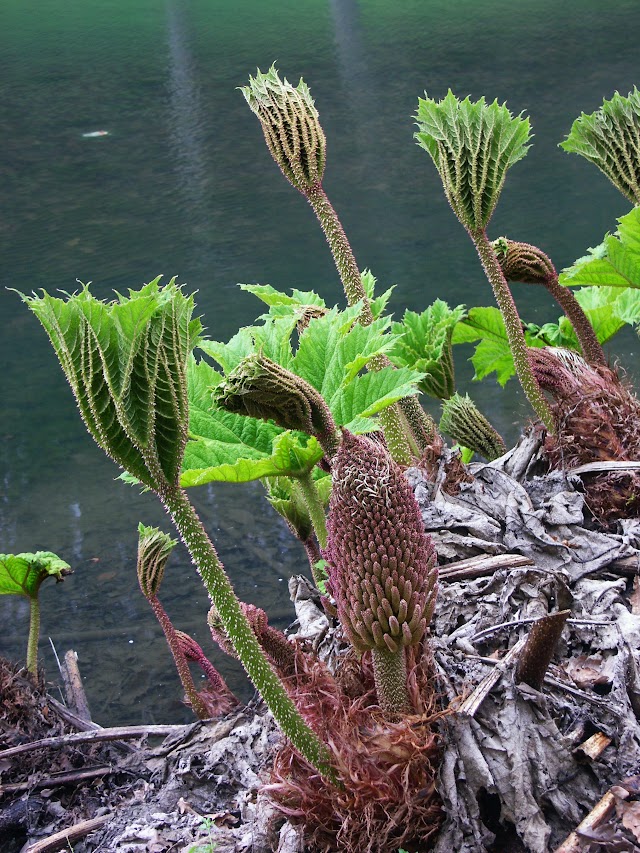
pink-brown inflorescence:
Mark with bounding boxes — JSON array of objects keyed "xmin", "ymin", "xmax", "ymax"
[{"xmin": 324, "ymin": 430, "xmax": 438, "ymax": 714}]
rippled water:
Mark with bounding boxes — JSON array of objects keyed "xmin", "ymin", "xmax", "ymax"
[{"xmin": 1, "ymin": 0, "xmax": 639, "ymax": 723}]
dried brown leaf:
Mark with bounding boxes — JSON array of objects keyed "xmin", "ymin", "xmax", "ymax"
[
  {"xmin": 565, "ymin": 654, "xmax": 617, "ymax": 689},
  {"xmin": 620, "ymin": 801, "xmax": 640, "ymax": 842}
]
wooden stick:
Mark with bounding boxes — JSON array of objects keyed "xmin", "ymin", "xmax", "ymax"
[
  {"xmin": 0, "ymin": 765, "xmax": 112, "ymax": 794},
  {"xmin": 60, "ymin": 650, "xmax": 92, "ymax": 722},
  {"xmin": 574, "ymin": 732, "xmax": 612, "ymax": 761},
  {"xmin": 0, "ymin": 724, "xmax": 187, "ymax": 760},
  {"xmin": 606, "ymin": 556, "xmax": 640, "ymax": 577},
  {"xmin": 570, "ymin": 460, "xmax": 640, "ymax": 475},
  {"xmin": 553, "ymin": 790, "xmax": 618, "ymax": 852},
  {"xmin": 22, "ymin": 814, "xmax": 110, "ymax": 853},
  {"xmin": 46, "ymin": 695, "xmax": 102, "ymax": 732},
  {"xmin": 457, "ymin": 636, "xmax": 527, "ymax": 718},
  {"xmin": 438, "ymin": 553, "xmax": 534, "ymax": 582},
  {"xmin": 466, "ymin": 653, "xmax": 624, "ymax": 715}
]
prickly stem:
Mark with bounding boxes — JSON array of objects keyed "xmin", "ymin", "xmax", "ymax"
[
  {"xmin": 148, "ymin": 595, "xmax": 209, "ymax": 719},
  {"xmin": 471, "ymin": 229, "xmax": 555, "ymax": 433},
  {"xmin": 161, "ymin": 484, "xmax": 336, "ymax": 782}
]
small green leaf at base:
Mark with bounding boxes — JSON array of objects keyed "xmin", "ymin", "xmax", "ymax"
[{"xmin": 0, "ymin": 552, "xmax": 71, "ymax": 599}]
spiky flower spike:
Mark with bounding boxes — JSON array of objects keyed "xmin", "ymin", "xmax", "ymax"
[
  {"xmin": 214, "ymin": 352, "xmax": 340, "ymax": 460},
  {"xmin": 325, "ymin": 431, "xmax": 438, "ymax": 716},
  {"xmin": 415, "ymin": 92, "xmax": 555, "ymax": 433},
  {"xmin": 493, "ymin": 237, "xmax": 606, "ymax": 367},
  {"xmin": 560, "ymin": 87, "xmax": 640, "ymax": 205},
  {"xmin": 439, "ymin": 393, "xmax": 506, "ymax": 461}
]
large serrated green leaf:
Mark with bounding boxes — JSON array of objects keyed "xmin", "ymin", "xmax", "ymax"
[
  {"xmin": 532, "ymin": 285, "xmax": 640, "ymax": 349},
  {"xmin": 0, "ymin": 552, "xmax": 70, "ymax": 599},
  {"xmin": 328, "ymin": 366, "xmax": 424, "ymax": 431},
  {"xmin": 182, "ymin": 357, "xmax": 323, "ymax": 486},
  {"xmin": 560, "ymin": 207, "xmax": 640, "ymax": 290},
  {"xmin": 239, "ymin": 282, "xmax": 326, "ymax": 310},
  {"xmin": 183, "ymin": 296, "xmax": 422, "ymax": 485},
  {"xmin": 182, "ymin": 429, "xmax": 323, "ymax": 486},
  {"xmin": 21, "ymin": 278, "xmax": 199, "ymax": 490},
  {"xmin": 390, "ymin": 300, "xmax": 466, "ymax": 399},
  {"xmin": 361, "ymin": 269, "xmax": 395, "ymax": 319},
  {"xmin": 292, "ymin": 310, "xmax": 395, "ymax": 399},
  {"xmin": 453, "ymin": 306, "xmax": 544, "ymax": 386}
]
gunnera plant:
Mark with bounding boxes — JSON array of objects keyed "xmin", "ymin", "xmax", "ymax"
[{"xmin": 242, "ymin": 65, "xmax": 436, "ymax": 462}]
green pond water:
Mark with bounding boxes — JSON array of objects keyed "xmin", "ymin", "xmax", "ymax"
[{"xmin": 1, "ymin": 0, "xmax": 639, "ymax": 724}]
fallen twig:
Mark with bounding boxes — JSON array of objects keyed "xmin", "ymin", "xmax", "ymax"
[
  {"xmin": 438, "ymin": 553, "xmax": 534, "ymax": 582},
  {"xmin": 22, "ymin": 814, "xmax": 111, "ymax": 853},
  {"xmin": 46, "ymin": 695, "xmax": 102, "ymax": 732},
  {"xmin": 60, "ymin": 649, "xmax": 92, "ymax": 722},
  {"xmin": 456, "ymin": 636, "xmax": 527, "ymax": 718},
  {"xmin": 574, "ymin": 731, "xmax": 612, "ymax": 762},
  {"xmin": 466, "ymin": 653, "xmax": 626, "ymax": 715},
  {"xmin": 553, "ymin": 790, "xmax": 618, "ymax": 852},
  {"xmin": 570, "ymin": 460, "xmax": 640, "ymax": 475},
  {"xmin": 0, "ymin": 765, "xmax": 112, "ymax": 795},
  {"xmin": 607, "ymin": 555, "xmax": 640, "ymax": 577},
  {"xmin": 0, "ymin": 724, "xmax": 187, "ymax": 760}
]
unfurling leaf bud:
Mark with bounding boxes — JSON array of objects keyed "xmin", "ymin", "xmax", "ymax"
[
  {"xmin": 214, "ymin": 353, "xmax": 339, "ymax": 458},
  {"xmin": 415, "ymin": 91, "xmax": 531, "ymax": 232},
  {"xmin": 439, "ymin": 393, "xmax": 506, "ymax": 461},
  {"xmin": 493, "ymin": 238, "xmax": 606, "ymax": 368},
  {"xmin": 137, "ymin": 523, "xmax": 178, "ymax": 598},
  {"xmin": 493, "ymin": 238, "xmax": 556, "ymax": 285},
  {"xmin": 560, "ymin": 88, "xmax": 640, "ymax": 205},
  {"xmin": 208, "ymin": 603, "xmax": 296, "ymax": 678},
  {"xmin": 325, "ymin": 431, "xmax": 437, "ymax": 656},
  {"xmin": 241, "ymin": 65, "xmax": 326, "ymax": 193},
  {"xmin": 174, "ymin": 629, "xmax": 240, "ymax": 714}
]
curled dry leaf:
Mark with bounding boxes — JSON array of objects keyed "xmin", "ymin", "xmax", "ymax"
[{"xmin": 565, "ymin": 654, "xmax": 618, "ymax": 689}]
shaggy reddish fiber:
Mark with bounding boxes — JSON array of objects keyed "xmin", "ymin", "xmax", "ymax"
[
  {"xmin": 266, "ymin": 644, "xmax": 444, "ymax": 853},
  {"xmin": 531, "ymin": 349, "xmax": 640, "ymax": 524}
]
